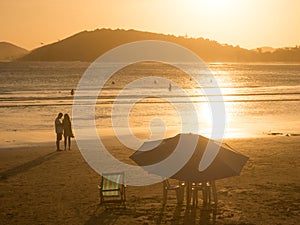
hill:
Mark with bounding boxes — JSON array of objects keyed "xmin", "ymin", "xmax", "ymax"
[
  {"xmin": 19, "ymin": 29, "xmax": 300, "ymax": 62},
  {"xmin": 0, "ymin": 42, "xmax": 28, "ymax": 61}
]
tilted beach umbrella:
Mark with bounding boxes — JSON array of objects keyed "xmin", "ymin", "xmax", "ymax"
[{"xmin": 130, "ymin": 133, "xmax": 248, "ymax": 182}]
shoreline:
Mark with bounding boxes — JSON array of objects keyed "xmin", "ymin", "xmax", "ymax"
[{"xmin": 0, "ymin": 130, "xmax": 297, "ymax": 150}]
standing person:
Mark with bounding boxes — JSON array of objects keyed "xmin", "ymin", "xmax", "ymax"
[
  {"xmin": 62, "ymin": 113, "xmax": 73, "ymax": 150},
  {"xmin": 55, "ymin": 113, "xmax": 63, "ymax": 151}
]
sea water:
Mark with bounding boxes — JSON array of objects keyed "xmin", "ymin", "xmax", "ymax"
[{"xmin": 0, "ymin": 61, "xmax": 299, "ymax": 147}]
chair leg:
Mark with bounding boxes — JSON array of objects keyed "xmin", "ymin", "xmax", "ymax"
[
  {"xmin": 99, "ymin": 192, "xmax": 103, "ymax": 205},
  {"xmin": 208, "ymin": 184, "xmax": 212, "ymax": 205},
  {"xmin": 202, "ymin": 187, "xmax": 207, "ymax": 206},
  {"xmin": 192, "ymin": 188, "xmax": 198, "ymax": 206},
  {"xmin": 163, "ymin": 188, "xmax": 167, "ymax": 205},
  {"xmin": 122, "ymin": 187, "xmax": 126, "ymax": 208},
  {"xmin": 124, "ymin": 188, "xmax": 126, "ymax": 202},
  {"xmin": 176, "ymin": 188, "xmax": 184, "ymax": 204},
  {"xmin": 211, "ymin": 181, "xmax": 218, "ymax": 212}
]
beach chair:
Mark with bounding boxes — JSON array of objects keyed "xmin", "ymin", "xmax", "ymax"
[
  {"xmin": 191, "ymin": 181, "xmax": 217, "ymax": 209},
  {"xmin": 162, "ymin": 179, "xmax": 185, "ymax": 205},
  {"xmin": 98, "ymin": 172, "xmax": 126, "ymax": 208},
  {"xmin": 191, "ymin": 182, "xmax": 211, "ymax": 206}
]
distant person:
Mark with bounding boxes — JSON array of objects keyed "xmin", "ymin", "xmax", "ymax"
[
  {"xmin": 70, "ymin": 89, "xmax": 74, "ymax": 95},
  {"xmin": 62, "ymin": 113, "xmax": 73, "ymax": 150},
  {"xmin": 55, "ymin": 113, "xmax": 63, "ymax": 151},
  {"xmin": 168, "ymin": 83, "xmax": 172, "ymax": 91}
]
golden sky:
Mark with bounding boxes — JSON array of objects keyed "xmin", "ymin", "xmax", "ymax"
[{"xmin": 1, "ymin": 0, "xmax": 299, "ymax": 50}]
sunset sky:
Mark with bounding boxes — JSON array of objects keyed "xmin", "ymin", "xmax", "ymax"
[{"xmin": 1, "ymin": 0, "xmax": 299, "ymax": 50}]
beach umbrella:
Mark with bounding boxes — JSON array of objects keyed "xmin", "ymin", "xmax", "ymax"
[{"xmin": 130, "ymin": 133, "xmax": 248, "ymax": 182}]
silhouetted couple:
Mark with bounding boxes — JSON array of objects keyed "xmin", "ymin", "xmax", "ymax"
[{"xmin": 55, "ymin": 113, "xmax": 74, "ymax": 151}]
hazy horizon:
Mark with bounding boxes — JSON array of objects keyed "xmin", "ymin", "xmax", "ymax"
[
  {"xmin": 1, "ymin": 0, "xmax": 299, "ymax": 50},
  {"xmin": 2, "ymin": 28, "xmax": 299, "ymax": 52}
]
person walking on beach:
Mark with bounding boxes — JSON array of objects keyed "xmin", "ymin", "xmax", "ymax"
[
  {"xmin": 55, "ymin": 113, "xmax": 63, "ymax": 151},
  {"xmin": 62, "ymin": 113, "xmax": 73, "ymax": 150}
]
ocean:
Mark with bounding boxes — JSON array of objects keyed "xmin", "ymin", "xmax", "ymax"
[{"xmin": 0, "ymin": 61, "xmax": 299, "ymax": 147}]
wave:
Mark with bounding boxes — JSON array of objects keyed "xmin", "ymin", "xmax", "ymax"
[
  {"xmin": 1, "ymin": 98, "xmax": 300, "ymax": 108},
  {"xmin": 1, "ymin": 90, "xmax": 300, "ymax": 101}
]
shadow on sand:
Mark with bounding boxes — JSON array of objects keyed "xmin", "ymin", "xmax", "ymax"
[
  {"xmin": 84, "ymin": 200, "xmax": 217, "ymax": 225},
  {"xmin": 84, "ymin": 205, "xmax": 134, "ymax": 225},
  {"xmin": 0, "ymin": 151, "xmax": 59, "ymax": 181}
]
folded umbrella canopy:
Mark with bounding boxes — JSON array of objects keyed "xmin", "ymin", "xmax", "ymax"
[{"xmin": 130, "ymin": 133, "xmax": 248, "ymax": 182}]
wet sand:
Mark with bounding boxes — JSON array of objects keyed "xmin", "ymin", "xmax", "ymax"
[{"xmin": 0, "ymin": 136, "xmax": 299, "ymax": 224}]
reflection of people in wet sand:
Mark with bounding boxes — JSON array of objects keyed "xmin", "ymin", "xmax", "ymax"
[
  {"xmin": 54, "ymin": 113, "xmax": 63, "ymax": 151},
  {"xmin": 62, "ymin": 113, "xmax": 73, "ymax": 150}
]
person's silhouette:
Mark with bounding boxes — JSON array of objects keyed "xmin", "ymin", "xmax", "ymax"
[
  {"xmin": 62, "ymin": 113, "xmax": 73, "ymax": 150},
  {"xmin": 54, "ymin": 113, "xmax": 63, "ymax": 151}
]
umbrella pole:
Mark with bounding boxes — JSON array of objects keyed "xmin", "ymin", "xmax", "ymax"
[{"xmin": 186, "ymin": 182, "xmax": 192, "ymax": 207}]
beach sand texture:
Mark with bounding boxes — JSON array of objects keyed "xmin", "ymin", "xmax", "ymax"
[{"xmin": 0, "ymin": 136, "xmax": 299, "ymax": 225}]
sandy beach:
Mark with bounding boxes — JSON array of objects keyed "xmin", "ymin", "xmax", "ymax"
[
  {"xmin": 0, "ymin": 136, "xmax": 299, "ymax": 225},
  {"xmin": 1, "ymin": 0, "xmax": 300, "ymax": 224}
]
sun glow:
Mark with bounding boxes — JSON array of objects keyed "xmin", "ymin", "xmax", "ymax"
[{"xmin": 190, "ymin": 0, "xmax": 235, "ymax": 13}]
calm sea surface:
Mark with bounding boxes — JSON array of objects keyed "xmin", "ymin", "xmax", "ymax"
[{"xmin": 0, "ymin": 61, "xmax": 299, "ymax": 146}]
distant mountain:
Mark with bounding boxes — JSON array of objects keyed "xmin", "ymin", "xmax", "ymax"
[
  {"xmin": 19, "ymin": 29, "xmax": 300, "ymax": 62},
  {"xmin": 0, "ymin": 42, "xmax": 28, "ymax": 61}
]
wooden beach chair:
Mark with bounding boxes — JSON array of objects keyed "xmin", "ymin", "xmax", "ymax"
[
  {"xmin": 98, "ymin": 172, "xmax": 126, "ymax": 208},
  {"xmin": 191, "ymin": 181, "xmax": 217, "ymax": 210},
  {"xmin": 162, "ymin": 179, "xmax": 185, "ymax": 205}
]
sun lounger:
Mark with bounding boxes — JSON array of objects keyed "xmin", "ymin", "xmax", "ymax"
[{"xmin": 98, "ymin": 172, "xmax": 126, "ymax": 208}]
